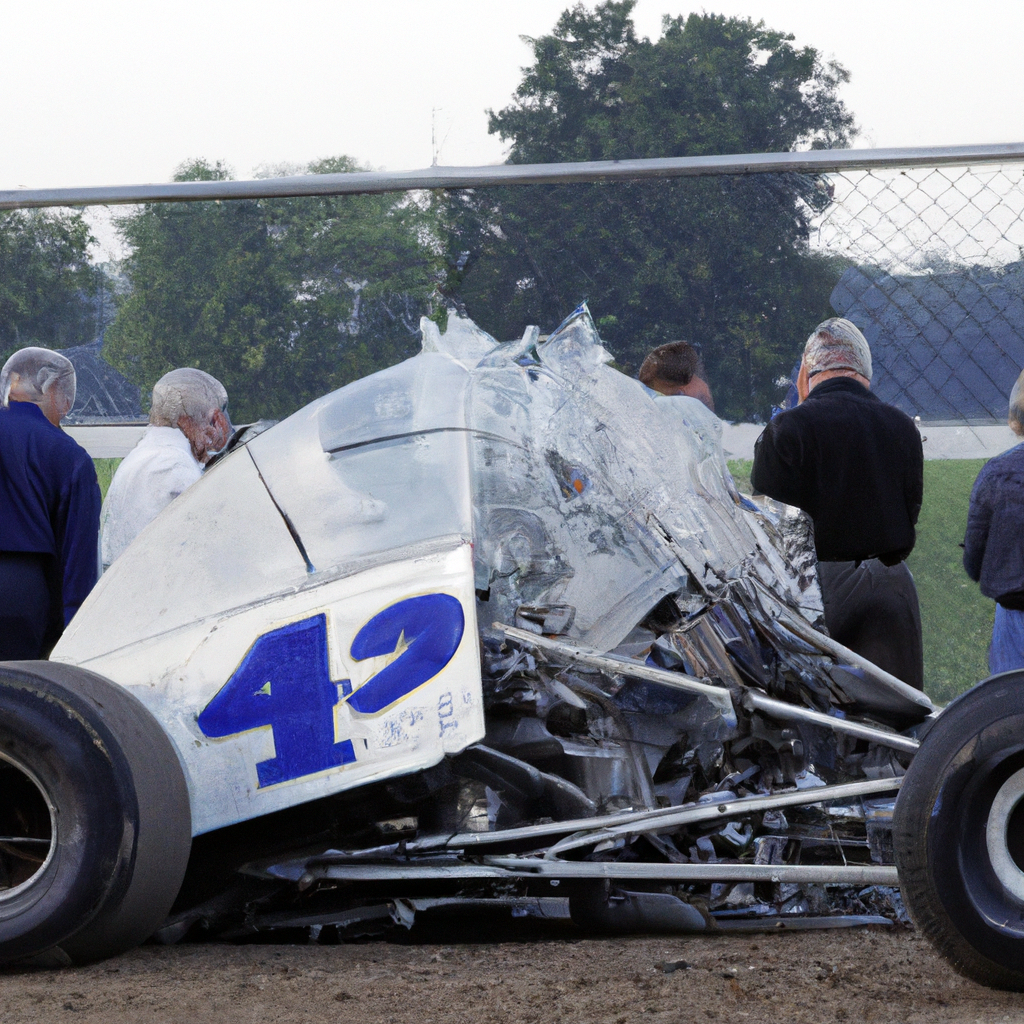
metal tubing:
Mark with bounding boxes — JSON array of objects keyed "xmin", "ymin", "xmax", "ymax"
[
  {"xmin": 543, "ymin": 777, "xmax": 901, "ymax": 858},
  {"xmin": 494, "ymin": 622, "xmax": 735, "ymax": 715},
  {"xmin": 4, "ymin": 142, "xmax": 1024, "ymax": 210},
  {"xmin": 436, "ymin": 805, "xmax": 718, "ymax": 852},
  {"xmin": 426, "ymin": 777, "xmax": 900, "ymax": 853},
  {"xmin": 303, "ymin": 863, "xmax": 508, "ymax": 883},
  {"xmin": 302, "ymin": 858, "xmax": 899, "ymax": 886},
  {"xmin": 743, "ymin": 691, "xmax": 920, "ymax": 754},
  {"xmin": 753, "ymin": 583, "xmax": 938, "ymax": 713},
  {"xmin": 483, "ymin": 859, "xmax": 900, "ymax": 886}
]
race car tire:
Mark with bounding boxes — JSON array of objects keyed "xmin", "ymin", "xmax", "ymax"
[
  {"xmin": 894, "ymin": 669, "xmax": 1024, "ymax": 990},
  {"xmin": 0, "ymin": 661, "xmax": 192, "ymax": 966}
]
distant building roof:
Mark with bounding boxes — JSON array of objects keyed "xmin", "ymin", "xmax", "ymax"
[
  {"xmin": 58, "ymin": 340, "xmax": 142, "ymax": 424},
  {"xmin": 830, "ymin": 263, "xmax": 1024, "ymax": 422}
]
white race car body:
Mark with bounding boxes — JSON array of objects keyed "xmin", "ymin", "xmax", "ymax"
[
  {"xmin": 54, "ymin": 353, "xmax": 485, "ymax": 835},
  {"xmin": 51, "ymin": 306, "xmax": 828, "ymax": 839}
]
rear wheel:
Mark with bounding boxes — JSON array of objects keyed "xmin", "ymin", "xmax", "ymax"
[
  {"xmin": 0, "ymin": 661, "xmax": 192, "ymax": 966},
  {"xmin": 894, "ymin": 670, "xmax": 1024, "ymax": 990}
]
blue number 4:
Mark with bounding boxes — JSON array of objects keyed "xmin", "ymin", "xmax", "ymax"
[{"xmin": 197, "ymin": 594, "xmax": 464, "ymax": 787}]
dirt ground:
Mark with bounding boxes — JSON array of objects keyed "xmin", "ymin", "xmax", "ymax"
[{"xmin": 2, "ymin": 928, "xmax": 1024, "ymax": 1024}]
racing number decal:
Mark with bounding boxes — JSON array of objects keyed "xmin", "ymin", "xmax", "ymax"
[
  {"xmin": 197, "ymin": 615, "xmax": 354, "ymax": 788},
  {"xmin": 197, "ymin": 594, "xmax": 465, "ymax": 787},
  {"xmin": 346, "ymin": 594, "xmax": 465, "ymax": 714}
]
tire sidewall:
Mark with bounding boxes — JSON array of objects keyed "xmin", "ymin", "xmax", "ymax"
[
  {"xmin": 0, "ymin": 670, "xmax": 137, "ymax": 963},
  {"xmin": 933, "ymin": 723, "xmax": 1024, "ymax": 950},
  {"xmin": 896, "ymin": 671, "xmax": 1024, "ymax": 975}
]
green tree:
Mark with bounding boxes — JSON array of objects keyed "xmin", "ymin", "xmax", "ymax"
[
  {"xmin": 439, "ymin": 2, "xmax": 854, "ymax": 418},
  {"xmin": 106, "ymin": 158, "xmax": 438, "ymax": 422},
  {"xmin": 0, "ymin": 209, "xmax": 102, "ymax": 361}
]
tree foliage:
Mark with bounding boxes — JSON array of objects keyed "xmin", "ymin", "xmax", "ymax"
[
  {"xmin": 438, "ymin": 2, "xmax": 855, "ymax": 418},
  {"xmin": 105, "ymin": 158, "xmax": 438, "ymax": 422},
  {"xmin": 0, "ymin": 209, "xmax": 101, "ymax": 362}
]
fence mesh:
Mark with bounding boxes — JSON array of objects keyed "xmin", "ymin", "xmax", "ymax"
[
  {"xmin": 6, "ymin": 153, "xmax": 1022, "ymax": 700},
  {"xmin": 813, "ymin": 163, "xmax": 1024, "ymax": 424},
  {"xmin": 7, "ymin": 155, "xmax": 1024, "ymax": 432}
]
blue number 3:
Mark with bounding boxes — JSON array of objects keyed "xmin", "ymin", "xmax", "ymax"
[{"xmin": 197, "ymin": 594, "xmax": 465, "ymax": 788}]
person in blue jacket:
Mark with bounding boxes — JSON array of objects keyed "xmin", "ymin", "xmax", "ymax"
[
  {"xmin": 964, "ymin": 368, "xmax": 1024, "ymax": 674},
  {"xmin": 0, "ymin": 347, "xmax": 101, "ymax": 658}
]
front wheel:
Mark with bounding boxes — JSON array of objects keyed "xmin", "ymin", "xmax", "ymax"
[
  {"xmin": 0, "ymin": 661, "xmax": 192, "ymax": 965},
  {"xmin": 894, "ymin": 670, "xmax": 1024, "ymax": 989}
]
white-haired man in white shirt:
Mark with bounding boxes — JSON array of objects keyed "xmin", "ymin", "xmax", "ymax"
[{"xmin": 101, "ymin": 368, "xmax": 231, "ymax": 568}]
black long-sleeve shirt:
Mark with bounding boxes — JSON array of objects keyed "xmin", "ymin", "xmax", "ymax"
[
  {"xmin": 0, "ymin": 401, "xmax": 101, "ymax": 623},
  {"xmin": 751, "ymin": 377, "xmax": 923, "ymax": 564}
]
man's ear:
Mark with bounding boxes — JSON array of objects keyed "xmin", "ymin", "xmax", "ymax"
[{"xmin": 796, "ymin": 359, "xmax": 810, "ymax": 403}]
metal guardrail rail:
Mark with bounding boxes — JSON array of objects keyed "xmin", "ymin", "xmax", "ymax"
[{"xmin": 3, "ymin": 143, "xmax": 1024, "ymax": 210}]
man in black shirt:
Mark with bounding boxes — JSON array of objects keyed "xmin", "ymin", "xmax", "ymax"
[{"xmin": 751, "ymin": 318, "xmax": 925, "ymax": 689}]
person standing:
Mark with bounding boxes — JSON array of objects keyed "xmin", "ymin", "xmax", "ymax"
[
  {"xmin": 0, "ymin": 347, "xmax": 101, "ymax": 658},
  {"xmin": 963, "ymin": 368, "xmax": 1024, "ymax": 674},
  {"xmin": 100, "ymin": 368, "xmax": 230, "ymax": 569},
  {"xmin": 751, "ymin": 318, "xmax": 925, "ymax": 689}
]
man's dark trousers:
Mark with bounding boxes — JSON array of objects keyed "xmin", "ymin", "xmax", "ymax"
[{"xmin": 817, "ymin": 558, "xmax": 924, "ymax": 690}]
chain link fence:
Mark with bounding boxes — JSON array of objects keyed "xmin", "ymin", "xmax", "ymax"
[
  {"xmin": 813, "ymin": 162, "xmax": 1024, "ymax": 425},
  {"xmin": 6, "ymin": 148, "xmax": 1024, "ymax": 436},
  {"xmin": 4, "ymin": 149, "xmax": 1024, "ymax": 700},
  {"xmin": 790, "ymin": 158, "xmax": 1024, "ymax": 699}
]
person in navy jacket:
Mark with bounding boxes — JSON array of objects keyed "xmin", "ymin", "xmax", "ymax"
[
  {"xmin": 963, "ymin": 369, "xmax": 1024, "ymax": 673},
  {"xmin": 0, "ymin": 347, "xmax": 101, "ymax": 658}
]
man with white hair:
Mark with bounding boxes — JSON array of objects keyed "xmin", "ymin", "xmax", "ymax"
[
  {"xmin": 0, "ymin": 346, "xmax": 101, "ymax": 657},
  {"xmin": 751, "ymin": 318, "xmax": 925, "ymax": 689},
  {"xmin": 101, "ymin": 367, "xmax": 230, "ymax": 568}
]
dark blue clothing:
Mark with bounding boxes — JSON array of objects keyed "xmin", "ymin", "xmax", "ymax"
[
  {"xmin": 0, "ymin": 552, "xmax": 52, "ymax": 658},
  {"xmin": 0, "ymin": 401, "xmax": 101, "ymax": 626},
  {"xmin": 963, "ymin": 441, "xmax": 1024, "ymax": 609},
  {"xmin": 990, "ymin": 605, "xmax": 1024, "ymax": 674}
]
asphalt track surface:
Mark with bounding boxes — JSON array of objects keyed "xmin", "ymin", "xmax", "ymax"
[{"xmin": 1, "ymin": 928, "xmax": 1022, "ymax": 1024}]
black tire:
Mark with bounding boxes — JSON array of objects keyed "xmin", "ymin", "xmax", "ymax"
[
  {"xmin": 0, "ymin": 661, "xmax": 192, "ymax": 966},
  {"xmin": 894, "ymin": 669, "xmax": 1024, "ymax": 990}
]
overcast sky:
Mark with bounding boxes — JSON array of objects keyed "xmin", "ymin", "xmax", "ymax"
[{"xmin": 4, "ymin": 0, "xmax": 1023, "ymax": 254}]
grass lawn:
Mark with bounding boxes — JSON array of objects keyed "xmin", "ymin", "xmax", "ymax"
[
  {"xmin": 729, "ymin": 458, "xmax": 993, "ymax": 705},
  {"xmin": 92, "ymin": 456, "xmax": 992, "ymax": 705},
  {"xmin": 907, "ymin": 460, "xmax": 993, "ymax": 704},
  {"xmin": 94, "ymin": 458, "xmax": 120, "ymax": 501}
]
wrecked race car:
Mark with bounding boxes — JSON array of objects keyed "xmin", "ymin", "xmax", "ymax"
[{"xmin": 0, "ymin": 306, "xmax": 934, "ymax": 966}]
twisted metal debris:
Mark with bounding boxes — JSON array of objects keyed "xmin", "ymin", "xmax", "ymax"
[{"xmin": 148, "ymin": 306, "xmax": 929, "ymax": 942}]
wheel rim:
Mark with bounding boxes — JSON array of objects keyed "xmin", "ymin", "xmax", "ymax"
[
  {"xmin": 0, "ymin": 752, "xmax": 56, "ymax": 900},
  {"xmin": 986, "ymin": 766, "xmax": 1024, "ymax": 902}
]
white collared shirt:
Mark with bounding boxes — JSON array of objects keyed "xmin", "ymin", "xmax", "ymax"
[{"xmin": 100, "ymin": 426, "xmax": 203, "ymax": 568}]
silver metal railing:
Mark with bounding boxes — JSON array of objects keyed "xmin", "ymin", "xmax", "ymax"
[{"xmin": 3, "ymin": 143, "xmax": 1024, "ymax": 209}]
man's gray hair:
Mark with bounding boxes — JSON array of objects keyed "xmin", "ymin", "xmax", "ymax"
[
  {"xmin": 803, "ymin": 317, "xmax": 873, "ymax": 381},
  {"xmin": 0, "ymin": 346, "xmax": 77, "ymax": 410},
  {"xmin": 150, "ymin": 368, "xmax": 228, "ymax": 427},
  {"xmin": 1010, "ymin": 367, "xmax": 1024, "ymax": 432}
]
